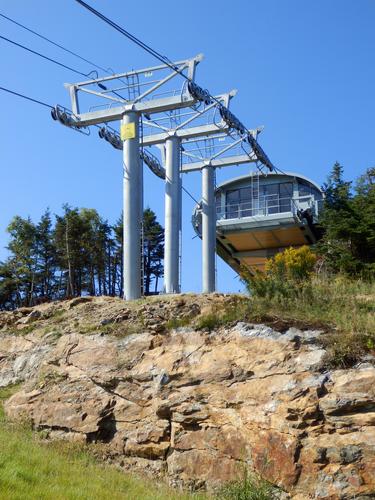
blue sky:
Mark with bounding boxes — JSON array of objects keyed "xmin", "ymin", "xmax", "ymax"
[{"xmin": 0, "ymin": 0, "xmax": 374, "ymax": 293}]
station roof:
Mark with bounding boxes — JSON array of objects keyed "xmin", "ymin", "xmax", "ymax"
[{"xmin": 216, "ymin": 170, "xmax": 322, "ymax": 193}]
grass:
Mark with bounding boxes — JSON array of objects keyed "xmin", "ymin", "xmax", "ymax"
[
  {"xmin": 0, "ymin": 386, "xmax": 207, "ymax": 500},
  {"xmin": 0, "ymin": 387, "xmax": 274, "ymax": 500},
  {"xmin": 6, "ymin": 324, "xmax": 37, "ymax": 336},
  {"xmin": 186, "ymin": 276, "xmax": 375, "ymax": 368},
  {"xmin": 166, "ymin": 316, "xmax": 192, "ymax": 330},
  {"xmin": 193, "ymin": 298, "xmax": 250, "ymax": 333},
  {"xmin": 217, "ymin": 471, "xmax": 274, "ymax": 500},
  {"xmin": 244, "ymin": 276, "xmax": 375, "ymax": 368}
]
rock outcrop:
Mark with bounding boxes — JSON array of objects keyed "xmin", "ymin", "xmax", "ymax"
[{"xmin": 1, "ymin": 295, "xmax": 374, "ymax": 498}]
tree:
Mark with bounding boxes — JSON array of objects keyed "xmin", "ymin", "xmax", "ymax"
[
  {"xmin": 142, "ymin": 208, "xmax": 164, "ymax": 295},
  {"xmin": 352, "ymin": 167, "xmax": 375, "ymax": 272},
  {"xmin": 6, "ymin": 216, "xmax": 37, "ymax": 306},
  {"xmin": 112, "ymin": 216, "xmax": 123, "ymax": 297},
  {"xmin": 35, "ymin": 209, "xmax": 57, "ymax": 299},
  {"xmin": 0, "ymin": 261, "xmax": 18, "ymax": 310},
  {"xmin": 318, "ymin": 162, "xmax": 375, "ymax": 277},
  {"xmin": 54, "ymin": 206, "xmax": 84, "ymax": 297},
  {"xmin": 0, "ymin": 205, "xmax": 165, "ymax": 308},
  {"xmin": 241, "ymin": 246, "xmax": 317, "ymax": 299}
]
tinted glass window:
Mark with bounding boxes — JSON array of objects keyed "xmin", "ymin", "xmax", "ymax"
[
  {"xmin": 240, "ymin": 187, "xmax": 252, "ymax": 202},
  {"xmin": 263, "ymin": 184, "xmax": 279, "ymax": 196},
  {"xmin": 227, "ymin": 190, "xmax": 239, "ymax": 203},
  {"xmin": 226, "ymin": 190, "xmax": 239, "ymax": 218},
  {"xmin": 312, "ymin": 187, "xmax": 323, "ymax": 200},
  {"xmin": 279, "ymin": 182, "xmax": 293, "ymax": 197},
  {"xmin": 298, "ymin": 181, "xmax": 311, "ymax": 197},
  {"xmin": 279, "ymin": 182, "xmax": 293, "ymax": 212},
  {"xmin": 225, "ymin": 180, "xmax": 296, "ymax": 218}
]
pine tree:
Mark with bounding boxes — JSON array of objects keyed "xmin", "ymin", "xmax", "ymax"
[
  {"xmin": 142, "ymin": 208, "xmax": 164, "ymax": 295},
  {"xmin": 353, "ymin": 167, "xmax": 375, "ymax": 273},
  {"xmin": 112, "ymin": 216, "xmax": 123, "ymax": 297},
  {"xmin": 318, "ymin": 162, "xmax": 375, "ymax": 276},
  {"xmin": 0, "ymin": 261, "xmax": 18, "ymax": 310},
  {"xmin": 35, "ymin": 209, "xmax": 57, "ymax": 299},
  {"xmin": 54, "ymin": 205, "xmax": 86, "ymax": 297},
  {"xmin": 6, "ymin": 216, "xmax": 37, "ymax": 306},
  {"xmin": 0, "ymin": 206, "xmax": 165, "ymax": 308}
]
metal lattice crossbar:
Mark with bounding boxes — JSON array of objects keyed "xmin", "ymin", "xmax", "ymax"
[{"xmin": 62, "ymin": 54, "xmax": 204, "ymax": 126}]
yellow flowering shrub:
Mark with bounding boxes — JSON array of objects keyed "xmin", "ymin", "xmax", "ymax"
[{"xmin": 242, "ymin": 246, "xmax": 317, "ymax": 298}]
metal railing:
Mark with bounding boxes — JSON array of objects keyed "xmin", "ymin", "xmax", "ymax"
[{"xmin": 216, "ymin": 194, "xmax": 322, "ymax": 221}]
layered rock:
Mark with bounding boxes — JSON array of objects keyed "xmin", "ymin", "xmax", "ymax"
[{"xmin": 1, "ymin": 295, "xmax": 374, "ymax": 498}]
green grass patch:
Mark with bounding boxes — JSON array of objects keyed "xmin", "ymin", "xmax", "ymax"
[
  {"xmin": 50, "ymin": 309, "xmax": 67, "ymax": 324},
  {"xmin": 0, "ymin": 386, "xmax": 207, "ymax": 500},
  {"xmin": 6, "ymin": 324, "xmax": 37, "ymax": 336},
  {"xmin": 194, "ymin": 298, "xmax": 251, "ymax": 333},
  {"xmin": 166, "ymin": 316, "xmax": 192, "ymax": 330},
  {"xmin": 217, "ymin": 471, "xmax": 274, "ymax": 500},
  {"xmin": 245, "ymin": 276, "xmax": 375, "ymax": 368}
]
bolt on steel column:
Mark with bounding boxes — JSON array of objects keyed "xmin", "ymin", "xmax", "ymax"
[
  {"xmin": 122, "ymin": 111, "xmax": 142, "ymax": 300},
  {"xmin": 202, "ymin": 165, "xmax": 216, "ymax": 293},
  {"xmin": 164, "ymin": 135, "xmax": 181, "ymax": 294}
]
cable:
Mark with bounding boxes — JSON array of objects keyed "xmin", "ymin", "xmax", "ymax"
[
  {"xmin": 182, "ymin": 184, "xmax": 199, "ymax": 205},
  {"xmin": 0, "ymin": 85, "xmax": 53, "ymax": 109},
  {"xmin": 0, "ymin": 11, "xmax": 109, "ymax": 75},
  {"xmin": 0, "ymin": 34, "xmax": 88, "ymax": 78},
  {"xmin": 0, "ymin": 85, "xmax": 119, "ymax": 140},
  {"xmin": 74, "ymin": 0, "xmax": 185, "ymax": 79},
  {"xmin": 74, "ymin": 0, "xmax": 274, "ymax": 172},
  {"xmin": 0, "ymin": 12, "xmax": 127, "ymax": 100}
]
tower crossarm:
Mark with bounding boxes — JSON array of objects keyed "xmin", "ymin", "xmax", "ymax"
[
  {"xmin": 180, "ymin": 154, "xmax": 256, "ymax": 173},
  {"xmin": 60, "ymin": 54, "xmax": 204, "ymax": 126}
]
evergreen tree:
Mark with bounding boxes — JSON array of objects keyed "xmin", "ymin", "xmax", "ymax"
[
  {"xmin": 352, "ymin": 167, "xmax": 375, "ymax": 273},
  {"xmin": 142, "ymin": 208, "xmax": 164, "ymax": 295},
  {"xmin": 54, "ymin": 205, "xmax": 86, "ymax": 297},
  {"xmin": 6, "ymin": 216, "xmax": 37, "ymax": 306},
  {"xmin": 112, "ymin": 216, "xmax": 123, "ymax": 297},
  {"xmin": 35, "ymin": 209, "xmax": 57, "ymax": 299},
  {"xmin": 0, "ymin": 205, "xmax": 165, "ymax": 308},
  {"xmin": 0, "ymin": 261, "xmax": 18, "ymax": 310},
  {"xmin": 318, "ymin": 162, "xmax": 375, "ymax": 277}
]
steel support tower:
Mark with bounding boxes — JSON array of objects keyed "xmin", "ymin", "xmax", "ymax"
[
  {"xmin": 122, "ymin": 111, "xmax": 141, "ymax": 299},
  {"xmin": 164, "ymin": 135, "xmax": 181, "ymax": 293},
  {"xmin": 52, "ymin": 54, "xmax": 274, "ymax": 299},
  {"xmin": 97, "ymin": 90, "xmax": 237, "ymax": 295}
]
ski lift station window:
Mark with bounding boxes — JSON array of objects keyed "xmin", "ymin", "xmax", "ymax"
[
  {"xmin": 223, "ymin": 181, "xmax": 294, "ymax": 218},
  {"xmin": 298, "ymin": 180, "xmax": 323, "ymax": 200}
]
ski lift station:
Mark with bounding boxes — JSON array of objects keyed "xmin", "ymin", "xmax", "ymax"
[
  {"xmin": 193, "ymin": 171, "xmax": 323, "ymax": 275},
  {"xmin": 50, "ymin": 8, "xmax": 324, "ymax": 299}
]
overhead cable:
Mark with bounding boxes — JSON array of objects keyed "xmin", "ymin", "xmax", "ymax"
[
  {"xmin": 74, "ymin": 0, "xmax": 184, "ymax": 78},
  {"xmin": 73, "ymin": 0, "xmax": 274, "ymax": 171},
  {"xmin": 0, "ymin": 85, "xmax": 120, "ymax": 138},
  {"xmin": 0, "ymin": 12, "xmax": 127, "ymax": 100},
  {"xmin": 0, "ymin": 34, "xmax": 88, "ymax": 77},
  {"xmin": 0, "ymin": 11, "xmax": 109, "ymax": 74},
  {"xmin": 0, "ymin": 85, "xmax": 53, "ymax": 109}
]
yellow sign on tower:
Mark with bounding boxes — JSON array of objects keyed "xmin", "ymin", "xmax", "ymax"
[{"xmin": 120, "ymin": 122, "xmax": 136, "ymax": 140}]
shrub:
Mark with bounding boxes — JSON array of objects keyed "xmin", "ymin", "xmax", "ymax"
[{"xmin": 242, "ymin": 246, "xmax": 317, "ymax": 300}]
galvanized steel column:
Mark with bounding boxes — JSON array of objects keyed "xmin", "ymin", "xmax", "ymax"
[
  {"xmin": 164, "ymin": 135, "xmax": 181, "ymax": 294},
  {"xmin": 122, "ymin": 111, "xmax": 141, "ymax": 300},
  {"xmin": 202, "ymin": 165, "xmax": 216, "ymax": 293}
]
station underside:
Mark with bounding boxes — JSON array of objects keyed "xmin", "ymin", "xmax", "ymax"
[{"xmin": 215, "ymin": 212, "xmax": 318, "ymax": 274}]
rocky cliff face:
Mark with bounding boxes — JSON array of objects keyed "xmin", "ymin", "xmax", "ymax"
[{"xmin": 1, "ymin": 295, "xmax": 374, "ymax": 498}]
